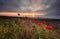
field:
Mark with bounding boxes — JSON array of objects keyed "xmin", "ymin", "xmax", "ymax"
[{"xmin": 0, "ymin": 17, "xmax": 60, "ymax": 39}]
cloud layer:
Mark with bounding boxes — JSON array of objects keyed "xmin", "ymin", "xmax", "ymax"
[{"xmin": 0, "ymin": 0, "xmax": 60, "ymax": 18}]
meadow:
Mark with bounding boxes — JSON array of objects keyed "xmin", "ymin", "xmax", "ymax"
[{"xmin": 0, "ymin": 17, "xmax": 60, "ymax": 39}]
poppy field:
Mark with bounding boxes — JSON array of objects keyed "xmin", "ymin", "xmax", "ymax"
[{"xmin": 0, "ymin": 17, "xmax": 60, "ymax": 39}]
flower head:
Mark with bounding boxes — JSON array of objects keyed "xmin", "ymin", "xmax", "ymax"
[
  {"xmin": 37, "ymin": 22, "xmax": 41, "ymax": 25},
  {"xmin": 25, "ymin": 16, "xmax": 28, "ymax": 19},
  {"xmin": 35, "ymin": 19, "xmax": 39, "ymax": 23},
  {"xmin": 46, "ymin": 26, "xmax": 53, "ymax": 30},
  {"xmin": 35, "ymin": 19, "xmax": 41, "ymax": 25},
  {"xmin": 42, "ymin": 21, "xmax": 46, "ymax": 24}
]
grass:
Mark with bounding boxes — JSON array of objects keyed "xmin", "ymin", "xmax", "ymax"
[{"xmin": 0, "ymin": 17, "xmax": 60, "ymax": 39}]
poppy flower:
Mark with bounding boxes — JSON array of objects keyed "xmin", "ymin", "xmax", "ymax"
[
  {"xmin": 25, "ymin": 16, "xmax": 28, "ymax": 19},
  {"xmin": 35, "ymin": 19, "xmax": 41, "ymax": 25},
  {"xmin": 42, "ymin": 21, "xmax": 46, "ymax": 24},
  {"xmin": 35, "ymin": 19, "xmax": 39, "ymax": 23},
  {"xmin": 46, "ymin": 26, "xmax": 53, "ymax": 30},
  {"xmin": 37, "ymin": 22, "xmax": 41, "ymax": 25}
]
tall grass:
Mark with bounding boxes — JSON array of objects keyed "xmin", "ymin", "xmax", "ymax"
[{"xmin": 0, "ymin": 18, "xmax": 60, "ymax": 39}]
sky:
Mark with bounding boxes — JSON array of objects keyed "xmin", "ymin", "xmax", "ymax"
[{"xmin": 0, "ymin": 0, "xmax": 60, "ymax": 18}]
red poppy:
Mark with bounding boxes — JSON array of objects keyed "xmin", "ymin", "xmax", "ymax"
[
  {"xmin": 42, "ymin": 21, "xmax": 46, "ymax": 24},
  {"xmin": 37, "ymin": 22, "xmax": 41, "ymax": 25},
  {"xmin": 46, "ymin": 26, "xmax": 53, "ymax": 30},
  {"xmin": 25, "ymin": 16, "xmax": 28, "ymax": 19},
  {"xmin": 35, "ymin": 19, "xmax": 41, "ymax": 25},
  {"xmin": 35, "ymin": 19, "xmax": 39, "ymax": 23}
]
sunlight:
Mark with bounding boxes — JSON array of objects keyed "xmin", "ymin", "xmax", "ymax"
[{"xmin": 0, "ymin": 12, "xmax": 45, "ymax": 18}]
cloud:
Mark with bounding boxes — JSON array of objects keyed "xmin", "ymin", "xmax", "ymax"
[{"xmin": 0, "ymin": 0, "xmax": 60, "ymax": 18}]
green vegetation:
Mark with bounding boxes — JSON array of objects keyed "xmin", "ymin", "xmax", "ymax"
[{"xmin": 0, "ymin": 18, "xmax": 60, "ymax": 39}]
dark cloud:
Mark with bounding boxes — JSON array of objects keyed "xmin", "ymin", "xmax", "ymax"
[{"xmin": 0, "ymin": 0, "xmax": 60, "ymax": 18}]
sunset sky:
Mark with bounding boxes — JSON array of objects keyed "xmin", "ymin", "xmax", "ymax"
[{"xmin": 0, "ymin": 0, "xmax": 60, "ymax": 19}]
